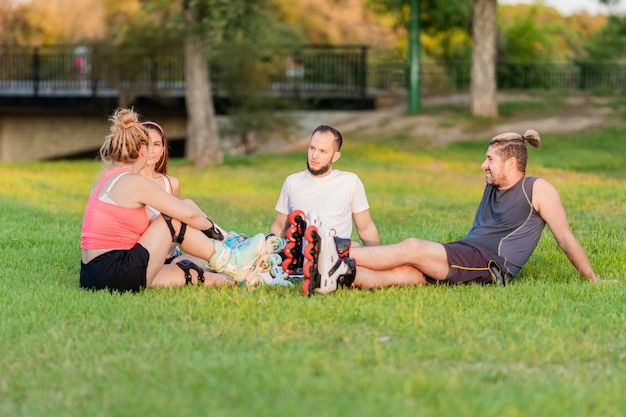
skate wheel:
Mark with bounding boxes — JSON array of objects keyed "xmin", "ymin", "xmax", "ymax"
[
  {"xmin": 284, "ymin": 241, "xmax": 298, "ymax": 257},
  {"xmin": 304, "ymin": 241, "xmax": 318, "ymax": 261},
  {"xmin": 283, "ymin": 261, "xmax": 297, "ymax": 273},
  {"xmin": 288, "ymin": 210, "xmax": 305, "ymax": 225},
  {"xmin": 302, "ymin": 278, "xmax": 310, "ymax": 295},
  {"xmin": 286, "ymin": 225, "xmax": 300, "ymax": 241},
  {"xmin": 303, "ymin": 261, "xmax": 311, "ymax": 279},
  {"xmin": 304, "ymin": 225, "xmax": 318, "ymax": 242}
]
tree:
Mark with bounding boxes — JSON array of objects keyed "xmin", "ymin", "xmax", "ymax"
[
  {"xmin": 0, "ymin": 0, "xmax": 33, "ymax": 45},
  {"xmin": 469, "ymin": 0, "xmax": 621, "ymax": 117},
  {"xmin": 138, "ymin": 0, "xmax": 277, "ymax": 167},
  {"xmin": 182, "ymin": 1, "xmax": 222, "ymax": 166},
  {"xmin": 205, "ymin": 5, "xmax": 306, "ymax": 155},
  {"xmin": 217, "ymin": 42, "xmax": 300, "ymax": 155},
  {"xmin": 367, "ymin": 0, "xmax": 496, "ymax": 116},
  {"xmin": 471, "ymin": 0, "xmax": 497, "ymax": 118},
  {"xmin": 184, "ymin": 33, "xmax": 221, "ymax": 166},
  {"xmin": 584, "ymin": 14, "xmax": 626, "ymax": 62},
  {"xmin": 369, "ymin": 0, "xmax": 621, "ymax": 118},
  {"xmin": 366, "ymin": 0, "xmax": 473, "ymax": 62},
  {"xmin": 599, "ymin": 0, "xmax": 622, "ymax": 10}
]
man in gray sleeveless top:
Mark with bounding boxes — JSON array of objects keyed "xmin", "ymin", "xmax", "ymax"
[{"xmin": 305, "ymin": 129, "xmax": 605, "ymax": 292}]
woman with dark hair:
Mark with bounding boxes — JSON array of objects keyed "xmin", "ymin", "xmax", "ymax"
[
  {"xmin": 140, "ymin": 121, "xmax": 180, "ymax": 201},
  {"xmin": 140, "ymin": 121, "xmax": 181, "ymax": 228},
  {"xmin": 139, "ymin": 120, "xmax": 231, "ymax": 286}
]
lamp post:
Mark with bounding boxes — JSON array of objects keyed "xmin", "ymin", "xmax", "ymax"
[{"xmin": 408, "ymin": 0, "xmax": 421, "ymax": 113}]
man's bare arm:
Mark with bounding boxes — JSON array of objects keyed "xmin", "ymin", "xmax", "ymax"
[{"xmin": 353, "ymin": 209, "xmax": 380, "ymax": 246}]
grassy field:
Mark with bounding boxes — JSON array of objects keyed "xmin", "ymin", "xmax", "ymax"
[{"xmin": 1, "ymin": 105, "xmax": 625, "ymax": 416}]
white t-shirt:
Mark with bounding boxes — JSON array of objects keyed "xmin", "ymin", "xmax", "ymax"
[{"xmin": 275, "ymin": 169, "xmax": 370, "ymax": 238}]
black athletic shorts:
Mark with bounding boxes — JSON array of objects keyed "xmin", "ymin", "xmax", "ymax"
[
  {"xmin": 425, "ymin": 241, "xmax": 507, "ymax": 285},
  {"xmin": 80, "ymin": 244, "xmax": 150, "ymax": 293}
]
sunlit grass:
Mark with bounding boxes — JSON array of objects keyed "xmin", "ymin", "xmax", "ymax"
[{"xmin": 0, "ymin": 118, "xmax": 625, "ymax": 417}]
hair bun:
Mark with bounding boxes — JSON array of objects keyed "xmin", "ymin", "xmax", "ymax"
[
  {"xmin": 114, "ymin": 108, "xmax": 139, "ymax": 130},
  {"xmin": 522, "ymin": 129, "xmax": 541, "ymax": 149}
]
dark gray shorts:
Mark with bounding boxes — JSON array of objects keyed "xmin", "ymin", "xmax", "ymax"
[
  {"xmin": 426, "ymin": 241, "xmax": 506, "ymax": 285},
  {"xmin": 80, "ymin": 244, "xmax": 149, "ymax": 293}
]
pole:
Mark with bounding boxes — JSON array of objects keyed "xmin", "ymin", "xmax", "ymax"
[{"xmin": 408, "ymin": 0, "xmax": 421, "ymax": 113}]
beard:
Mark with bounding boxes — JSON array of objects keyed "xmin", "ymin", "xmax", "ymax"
[
  {"xmin": 486, "ymin": 171, "xmax": 506, "ymax": 188},
  {"xmin": 307, "ymin": 160, "xmax": 332, "ymax": 176}
]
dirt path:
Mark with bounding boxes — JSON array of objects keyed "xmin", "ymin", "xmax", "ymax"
[{"xmin": 269, "ymin": 92, "xmax": 622, "ymax": 153}]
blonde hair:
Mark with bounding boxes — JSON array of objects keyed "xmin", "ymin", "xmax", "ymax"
[
  {"xmin": 489, "ymin": 129, "xmax": 541, "ymax": 174},
  {"xmin": 99, "ymin": 108, "xmax": 149, "ymax": 165}
]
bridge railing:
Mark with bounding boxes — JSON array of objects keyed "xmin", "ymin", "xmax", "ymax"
[{"xmin": 0, "ymin": 44, "xmax": 368, "ymax": 99}]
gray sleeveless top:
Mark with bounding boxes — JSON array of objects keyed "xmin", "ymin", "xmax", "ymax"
[{"xmin": 461, "ymin": 176, "xmax": 546, "ymax": 278}]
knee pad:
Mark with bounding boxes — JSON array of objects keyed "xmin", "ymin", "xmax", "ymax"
[
  {"xmin": 162, "ymin": 214, "xmax": 187, "ymax": 244},
  {"xmin": 176, "ymin": 259, "xmax": 205, "ymax": 285}
]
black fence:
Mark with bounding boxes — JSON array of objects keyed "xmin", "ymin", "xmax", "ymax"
[
  {"xmin": 2, "ymin": 45, "xmax": 626, "ymax": 101},
  {"xmin": 368, "ymin": 61, "xmax": 626, "ymax": 93},
  {"xmin": 0, "ymin": 44, "xmax": 368, "ymax": 100}
]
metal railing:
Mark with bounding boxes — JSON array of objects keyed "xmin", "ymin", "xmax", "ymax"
[
  {"xmin": 368, "ymin": 61, "xmax": 626, "ymax": 93},
  {"xmin": 0, "ymin": 44, "xmax": 368, "ymax": 99},
  {"xmin": 2, "ymin": 45, "xmax": 626, "ymax": 99}
]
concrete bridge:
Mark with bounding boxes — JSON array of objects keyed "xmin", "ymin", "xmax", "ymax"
[
  {"xmin": 0, "ymin": 93, "xmax": 377, "ymax": 161},
  {"xmin": 0, "ymin": 98, "xmax": 189, "ymax": 161},
  {"xmin": 0, "ymin": 44, "xmax": 374, "ymax": 161}
]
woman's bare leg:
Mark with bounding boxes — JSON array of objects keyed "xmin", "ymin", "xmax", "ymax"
[
  {"xmin": 171, "ymin": 254, "xmax": 235, "ymax": 287},
  {"xmin": 139, "ymin": 216, "xmax": 221, "ymax": 287},
  {"xmin": 148, "ymin": 263, "xmax": 234, "ymax": 288}
]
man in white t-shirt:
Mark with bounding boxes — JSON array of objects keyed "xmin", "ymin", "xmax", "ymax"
[{"xmin": 270, "ymin": 125, "xmax": 380, "ymax": 246}]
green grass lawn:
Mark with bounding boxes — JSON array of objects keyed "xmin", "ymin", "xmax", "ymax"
[{"xmin": 1, "ymin": 113, "xmax": 625, "ymax": 416}]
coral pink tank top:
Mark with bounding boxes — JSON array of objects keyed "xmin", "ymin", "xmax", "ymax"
[{"xmin": 81, "ymin": 169, "xmax": 150, "ymax": 250}]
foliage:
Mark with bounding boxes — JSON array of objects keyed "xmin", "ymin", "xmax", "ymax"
[
  {"xmin": 216, "ymin": 42, "xmax": 302, "ymax": 154},
  {"xmin": 420, "ymin": 27, "xmax": 470, "ymax": 62},
  {"xmin": 0, "ymin": 0, "xmax": 34, "ymax": 45},
  {"xmin": 365, "ymin": 0, "xmax": 474, "ymax": 62},
  {"xmin": 2, "ymin": 0, "xmax": 622, "ymax": 67},
  {"xmin": 583, "ymin": 14, "xmax": 626, "ymax": 62},
  {"xmin": 498, "ymin": 4, "xmax": 569, "ymax": 63},
  {"xmin": 497, "ymin": 3, "xmax": 617, "ymax": 64},
  {"xmin": 599, "ymin": 0, "xmax": 623, "ymax": 6},
  {"xmin": 366, "ymin": 0, "xmax": 472, "ymax": 32},
  {"xmin": 0, "ymin": 0, "xmax": 138, "ymax": 45},
  {"xmin": 184, "ymin": 1, "xmax": 305, "ymax": 154},
  {"xmin": 273, "ymin": 0, "xmax": 400, "ymax": 47}
]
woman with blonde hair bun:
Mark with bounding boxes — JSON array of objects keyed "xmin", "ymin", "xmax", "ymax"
[{"xmin": 80, "ymin": 108, "xmax": 273, "ymax": 292}]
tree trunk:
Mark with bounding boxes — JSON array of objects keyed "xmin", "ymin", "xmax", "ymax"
[
  {"xmin": 471, "ymin": 0, "xmax": 498, "ymax": 118},
  {"xmin": 184, "ymin": 35, "xmax": 223, "ymax": 166}
]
